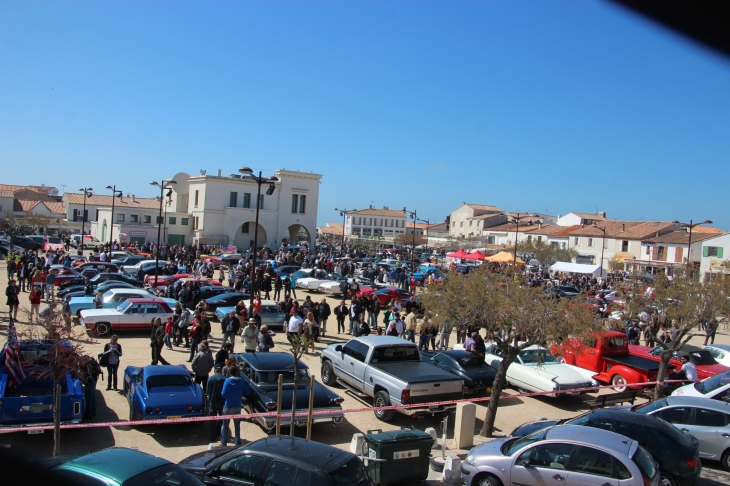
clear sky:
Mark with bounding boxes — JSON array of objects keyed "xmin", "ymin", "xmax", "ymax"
[{"xmin": 2, "ymin": 1, "xmax": 729, "ymax": 231}]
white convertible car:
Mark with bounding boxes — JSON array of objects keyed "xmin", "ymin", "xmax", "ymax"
[
  {"xmin": 456, "ymin": 343, "xmax": 599, "ymax": 397},
  {"xmin": 295, "ymin": 269, "xmax": 336, "ymax": 291}
]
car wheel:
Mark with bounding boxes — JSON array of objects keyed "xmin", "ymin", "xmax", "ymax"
[
  {"xmin": 658, "ymin": 471, "xmax": 677, "ymax": 486},
  {"xmin": 122, "ymin": 380, "xmax": 128, "ymax": 396},
  {"xmin": 128, "ymin": 404, "xmax": 136, "ymax": 422},
  {"xmin": 555, "ymin": 354, "xmax": 566, "ymax": 364},
  {"xmin": 474, "ymin": 473, "xmax": 503, "ymax": 486},
  {"xmin": 374, "ymin": 391, "xmax": 395, "ymax": 421},
  {"xmin": 611, "ymin": 374, "xmax": 628, "ymax": 393},
  {"xmin": 321, "ymin": 361, "xmax": 337, "ymax": 386},
  {"xmin": 722, "ymin": 449, "xmax": 730, "ymax": 471},
  {"xmin": 93, "ymin": 322, "xmax": 111, "ymax": 337}
]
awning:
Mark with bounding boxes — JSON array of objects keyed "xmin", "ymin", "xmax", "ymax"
[
  {"xmin": 484, "ymin": 251, "xmax": 525, "ymax": 264},
  {"xmin": 548, "ymin": 262, "xmax": 602, "ymax": 276},
  {"xmin": 613, "ymin": 252, "xmax": 636, "ymax": 263}
]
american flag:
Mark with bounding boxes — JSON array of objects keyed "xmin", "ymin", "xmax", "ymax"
[
  {"xmin": 221, "ymin": 245, "xmax": 237, "ymax": 253},
  {"xmin": 4, "ymin": 318, "xmax": 26, "ymax": 393}
]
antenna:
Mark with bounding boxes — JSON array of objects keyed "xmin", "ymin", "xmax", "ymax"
[{"xmin": 60, "ymin": 184, "xmax": 66, "ymax": 195}]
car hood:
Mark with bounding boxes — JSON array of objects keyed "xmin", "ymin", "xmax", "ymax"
[
  {"xmin": 80, "ymin": 308, "xmax": 122, "ymax": 318},
  {"xmin": 518, "ymin": 363, "xmax": 596, "ymax": 384},
  {"xmin": 471, "ymin": 437, "xmax": 512, "ymax": 458},
  {"xmin": 71, "ymin": 297, "xmax": 95, "ymax": 305},
  {"xmin": 670, "ymin": 383, "xmax": 704, "ymax": 397},
  {"xmin": 255, "ymin": 383, "xmax": 341, "ymax": 411},
  {"xmin": 178, "ymin": 447, "xmax": 238, "ymax": 471}
]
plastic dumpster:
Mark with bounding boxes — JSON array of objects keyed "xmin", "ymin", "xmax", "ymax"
[{"xmin": 364, "ymin": 426, "xmax": 434, "ymax": 485}]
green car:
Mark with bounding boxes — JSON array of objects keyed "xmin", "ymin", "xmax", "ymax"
[{"xmin": 50, "ymin": 447, "xmax": 205, "ymax": 486}]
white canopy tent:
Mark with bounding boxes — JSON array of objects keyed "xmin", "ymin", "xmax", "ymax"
[{"xmin": 548, "ymin": 262, "xmax": 602, "ymax": 276}]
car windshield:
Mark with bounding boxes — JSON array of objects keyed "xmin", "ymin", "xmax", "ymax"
[
  {"xmin": 632, "ymin": 398, "xmax": 668, "ymax": 414},
  {"xmin": 519, "ymin": 349, "xmax": 560, "ymax": 365},
  {"xmin": 371, "ymin": 346, "xmax": 421, "ymax": 363},
  {"xmin": 696, "ymin": 370, "xmax": 730, "ymax": 394},
  {"xmin": 458, "ymin": 355, "xmax": 486, "ymax": 367},
  {"xmin": 326, "ymin": 456, "xmax": 368, "ymax": 486},
  {"xmin": 117, "ymin": 301, "xmax": 132, "ymax": 312},
  {"xmin": 146, "ymin": 374, "xmax": 192, "ymax": 391},
  {"xmin": 502, "ymin": 428, "xmax": 549, "ymax": 456},
  {"xmin": 103, "ymin": 290, "xmax": 115, "ymax": 300},
  {"xmin": 256, "ymin": 369, "xmax": 310, "ymax": 385},
  {"xmin": 632, "ymin": 446, "xmax": 657, "ymax": 481},
  {"xmin": 122, "ymin": 464, "xmax": 205, "ymax": 486},
  {"xmin": 706, "ymin": 347, "xmax": 728, "ymax": 360}
]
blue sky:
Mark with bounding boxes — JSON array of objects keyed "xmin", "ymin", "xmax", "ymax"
[{"xmin": 2, "ymin": 1, "xmax": 729, "ymax": 231}]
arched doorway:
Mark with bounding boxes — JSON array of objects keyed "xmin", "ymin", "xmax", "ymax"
[
  {"xmin": 232, "ymin": 222, "xmax": 268, "ymax": 251},
  {"xmin": 101, "ymin": 219, "xmax": 107, "ymax": 242},
  {"xmin": 287, "ymin": 224, "xmax": 311, "ymax": 246}
]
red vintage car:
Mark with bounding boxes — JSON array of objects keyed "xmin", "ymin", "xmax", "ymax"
[
  {"xmin": 147, "ymin": 273, "xmax": 193, "ymax": 288},
  {"xmin": 629, "ymin": 343, "xmax": 729, "ymax": 381},
  {"xmin": 360, "ymin": 287, "xmax": 414, "ymax": 306}
]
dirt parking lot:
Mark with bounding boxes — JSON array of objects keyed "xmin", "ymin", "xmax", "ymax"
[{"xmin": 1, "ymin": 259, "xmax": 729, "ymax": 485}]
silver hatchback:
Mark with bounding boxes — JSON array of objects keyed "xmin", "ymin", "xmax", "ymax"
[
  {"xmin": 461, "ymin": 424, "xmax": 659, "ymax": 486},
  {"xmin": 631, "ymin": 396, "xmax": 730, "ymax": 470}
]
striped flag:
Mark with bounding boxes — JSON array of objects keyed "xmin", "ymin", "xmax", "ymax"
[
  {"xmin": 221, "ymin": 245, "xmax": 237, "ymax": 253},
  {"xmin": 4, "ymin": 318, "xmax": 26, "ymax": 393}
]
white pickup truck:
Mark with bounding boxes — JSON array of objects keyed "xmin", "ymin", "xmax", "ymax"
[{"xmin": 320, "ymin": 336, "xmax": 464, "ymax": 421}]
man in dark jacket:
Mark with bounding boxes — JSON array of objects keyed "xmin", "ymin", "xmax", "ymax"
[
  {"xmin": 349, "ymin": 298, "xmax": 362, "ymax": 336},
  {"xmin": 206, "ymin": 365, "xmax": 226, "ymax": 443},
  {"xmin": 318, "ymin": 298, "xmax": 331, "ymax": 337},
  {"xmin": 79, "ymin": 355, "xmax": 102, "ymax": 419},
  {"xmin": 333, "ymin": 300, "xmax": 348, "ymax": 334},
  {"xmin": 221, "ymin": 310, "xmax": 240, "ymax": 350}
]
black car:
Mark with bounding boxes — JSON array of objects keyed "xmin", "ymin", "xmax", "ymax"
[
  {"xmin": 14, "ymin": 235, "xmax": 44, "ymax": 251},
  {"xmin": 179, "ymin": 436, "xmax": 371, "ymax": 486},
  {"xmin": 233, "ymin": 352, "xmax": 345, "ymax": 434},
  {"xmin": 510, "ymin": 408, "xmax": 701, "ymax": 486},
  {"xmin": 557, "ymin": 285, "xmax": 581, "ymax": 297},
  {"xmin": 58, "ymin": 272, "xmax": 143, "ymax": 291},
  {"xmin": 274, "ymin": 265, "xmax": 301, "ymax": 276},
  {"xmin": 61, "ymin": 281, "xmax": 140, "ymax": 299},
  {"xmin": 202, "ymin": 292, "xmax": 251, "ymax": 318},
  {"xmin": 421, "ymin": 350, "xmax": 496, "ymax": 394},
  {"xmin": 219, "ymin": 254, "xmax": 242, "ymax": 267},
  {"xmin": 455, "ymin": 264, "xmax": 479, "ymax": 274}
]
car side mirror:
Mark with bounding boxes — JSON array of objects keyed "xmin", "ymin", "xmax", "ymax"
[
  {"xmin": 335, "ymin": 345, "xmax": 343, "ymax": 352},
  {"xmin": 209, "ymin": 469, "xmax": 220, "ymax": 478},
  {"xmin": 520, "ymin": 459, "xmax": 532, "ymax": 467}
]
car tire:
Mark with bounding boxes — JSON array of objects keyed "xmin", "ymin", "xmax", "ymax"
[
  {"xmin": 122, "ymin": 380, "xmax": 128, "ymax": 396},
  {"xmin": 611, "ymin": 374, "xmax": 628, "ymax": 393},
  {"xmin": 128, "ymin": 404, "xmax": 136, "ymax": 422},
  {"xmin": 722, "ymin": 449, "xmax": 730, "ymax": 471},
  {"xmin": 374, "ymin": 391, "xmax": 395, "ymax": 421},
  {"xmin": 321, "ymin": 361, "xmax": 337, "ymax": 386},
  {"xmin": 474, "ymin": 473, "xmax": 503, "ymax": 486},
  {"xmin": 658, "ymin": 470, "xmax": 677, "ymax": 486},
  {"xmin": 93, "ymin": 322, "xmax": 111, "ymax": 337}
]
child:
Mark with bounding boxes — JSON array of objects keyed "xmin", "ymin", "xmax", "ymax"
[{"xmin": 29, "ymin": 286, "xmax": 42, "ymax": 323}]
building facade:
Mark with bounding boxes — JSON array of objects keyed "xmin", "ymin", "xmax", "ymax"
[
  {"xmin": 344, "ymin": 207, "xmax": 407, "ymax": 238},
  {"xmin": 448, "ymin": 203, "xmax": 504, "ymax": 238}
]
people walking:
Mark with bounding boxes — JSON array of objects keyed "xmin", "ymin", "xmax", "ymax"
[
  {"xmin": 318, "ymin": 298, "xmax": 331, "ymax": 337},
  {"xmin": 191, "ymin": 343, "xmax": 214, "ymax": 392},
  {"xmin": 151, "ymin": 318, "xmax": 170, "ymax": 365},
  {"xmin": 6, "ymin": 279, "xmax": 20, "ymax": 321},
  {"xmin": 257, "ymin": 325, "xmax": 274, "ymax": 352},
  {"xmin": 80, "ymin": 355, "xmax": 102, "ymax": 419},
  {"xmin": 334, "ymin": 300, "xmax": 348, "ymax": 334},
  {"xmin": 241, "ymin": 318, "xmax": 260, "ymax": 353},
  {"xmin": 102, "ymin": 335, "xmax": 123, "ymax": 390},
  {"xmin": 206, "ymin": 365, "xmax": 226, "ymax": 443},
  {"xmin": 221, "ymin": 310, "xmax": 240, "ymax": 351},
  {"xmin": 220, "ymin": 365, "xmax": 250, "ymax": 447}
]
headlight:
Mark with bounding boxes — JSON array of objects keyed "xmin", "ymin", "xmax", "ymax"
[
  {"xmin": 465, "ymin": 453, "xmax": 475, "ymax": 465},
  {"xmin": 552, "ymin": 382, "xmax": 559, "ymax": 390},
  {"xmin": 591, "ymin": 380, "xmax": 599, "ymax": 387}
]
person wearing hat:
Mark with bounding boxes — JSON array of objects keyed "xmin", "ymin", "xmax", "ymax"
[{"xmin": 241, "ymin": 318, "xmax": 260, "ymax": 353}]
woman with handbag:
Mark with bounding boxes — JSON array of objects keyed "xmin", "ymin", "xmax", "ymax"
[{"xmin": 101, "ymin": 335, "xmax": 123, "ymax": 390}]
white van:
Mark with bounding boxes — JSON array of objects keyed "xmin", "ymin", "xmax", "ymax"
[{"xmin": 70, "ymin": 234, "xmax": 101, "ymax": 248}]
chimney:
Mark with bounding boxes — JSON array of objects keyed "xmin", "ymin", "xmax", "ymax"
[
  {"xmin": 622, "ymin": 223, "xmax": 625, "ymax": 231},
  {"xmin": 131, "ymin": 194, "xmax": 135, "ymax": 202},
  {"xmin": 217, "ymin": 169, "xmax": 222, "ymax": 177}
]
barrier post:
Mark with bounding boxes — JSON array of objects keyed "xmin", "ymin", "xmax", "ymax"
[
  {"xmin": 453, "ymin": 402, "xmax": 476, "ymax": 449},
  {"xmin": 306, "ymin": 375, "xmax": 315, "ymax": 441},
  {"xmin": 276, "ymin": 374, "xmax": 283, "ymax": 435}
]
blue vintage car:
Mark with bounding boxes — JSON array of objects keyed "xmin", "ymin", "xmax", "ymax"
[
  {"xmin": 0, "ymin": 340, "xmax": 85, "ymax": 427},
  {"xmin": 69, "ymin": 288, "xmax": 177, "ymax": 317},
  {"xmin": 123, "ymin": 364, "xmax": 204, "ymax": 422},
  {"xmin": 214, "ymin": 300, "xmax": 287, "ymax": 328}
]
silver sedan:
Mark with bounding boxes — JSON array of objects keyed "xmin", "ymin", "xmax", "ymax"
[{"xmin": 461, "ymin": 424, "xmax": 659, "ymax": 486}]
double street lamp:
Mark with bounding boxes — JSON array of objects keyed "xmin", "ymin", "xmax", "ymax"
[
  {"xmin": 239, "ymin": 167, "xmax": 279, "ymax": 304},
  {"xmin": 151, "ymin": 179, "xmax": 177, "ymax": 279},
  {"xmin": 105, "ymin": 185, "xmax": 122, "ymax": 254},
  {"xmin": 672, "ymin": 219, "xmax": 713, "ymax": 274},
  {"xmin": 78, "ymin": 187, "xmax": 93, "ymax": 253},
  {"xmin": 406, "ymin": 209, "xmax": 429, "ymax": 261}
]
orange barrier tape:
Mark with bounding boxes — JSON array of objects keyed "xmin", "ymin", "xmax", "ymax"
[{"xmin": 0, "ymin": 379, "xmax": 689, "ymax": 434}]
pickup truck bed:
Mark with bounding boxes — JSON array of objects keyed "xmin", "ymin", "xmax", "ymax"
[
  {"xmin": 371, "ymin": 362, "xmax": 454, "ymax": 384},
  {"xmin": 603, "ymin": 354, "xmax": 672, "ymax": 372}
]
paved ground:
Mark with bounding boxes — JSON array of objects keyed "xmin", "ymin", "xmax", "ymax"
[{"xmin": 1, "ymin": 256, "xmax": 729, "ymax": 484}]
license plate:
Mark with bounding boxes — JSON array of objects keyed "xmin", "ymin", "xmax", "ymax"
[
  {"xmin": 486, "ymin": 387, "xmax": 492, "ymax": 393},
  {"xmin": 570, "ymin": 392, "xmax": 580, "ymax": 396},
  {"xmin": 28, "ymin": 429, "xmax": 44, "ymax": 435},
  {"xmin": 167, "ymin": 415, "xmax": 181, "ymax": 419}
]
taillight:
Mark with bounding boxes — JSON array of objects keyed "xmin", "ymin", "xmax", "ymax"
[
  {"xmin": 154, "ymin": 406, "xmax": 161, "ymax": 413},
  {"xmin": 195, "ymin": 404, "xmax": 203, "ymax": 411},
  {"xmin": 333, "ymin": 397, "xmax": 344, "ymax": 404},
  {"xmin": 187, "ymin": 405, "xmax": 193, "ymax": 412},
  {"xmin": 685, "ymin": 458, "xmax": 698, "ymax": 469},
  {"xmin": 641, "ymin": 474, "xmax": 652, "ymax": 486},
  {"xmin": 401, "ymin": 389, "xmax": 410, "ymax": 403},
  {"xmin": 265, "ymin": 401, "xmax": 277, "ymax": 410}
]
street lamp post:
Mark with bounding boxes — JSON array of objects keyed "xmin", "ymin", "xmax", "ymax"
[
  {"xmin": 334, "ymin": 208, "xmax": 350, "ymax": 253},
  {"xmin": 151, "ymin": 179, "xmax": 177, "ymax": 281},
  {"xmin": 593, "ymin": 223, "xmax": 607, "ymax": 277},
  {"xmin": 239, "ymin": 167, "xmax": 279, "ymax": 305},
  {"xmin": 162, "ymin": 189, "xmax": 172, "ymax": 244},
  {"xmin": 78, "ymin": 187, "xmax": 93, "ymax": 254},
  {"xmin": 672, "ymin": 219, "xmax": 713, "ymax": 275},
  {"xmin": 105, "ymin": 185, "xmax": 122, "ymax": 254}
]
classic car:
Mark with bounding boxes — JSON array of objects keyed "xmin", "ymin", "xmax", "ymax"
[
  {"xmin": 295, "ymin": 270, "xmax": 337, "ymax": 291},
  {"xmin": 421, "ymin": 349, "xmax": 496, "ymax": 394},
  {"xmin": 50, "ymin": 447, "xmax": 206, "ymax": 486},
  {"xmin": 53, "ymin": 268, "xmax": 98, "ymax": 286},
  {"xmin": 215, "ymin": 300, "xmax": 286, "ymax": 328},
  {"xmin": 147, "ymin": 273, "xmax": 193, "ymax": 288},
  {"xmin": 57, "ymin": 271, "xmax": 143, "ymax": 291},
  {"xmin": 58, "ymin": 280, "xmax": 139, "ymax": 299},
  {"xmin": 672, "ymin": 370, "xmax": 730, "ymax": 402},
  {"xmin": 123, "ymin": 364, "xmax": 204, "ymax": 422},
  {"xmin": 704, "ymin": 344, "xmax": 730, "ymax": 367},
  {"xmin": 179, "ymin": 436, "xmax": 371, "ymax": 486},
  {"xmin": 288, "ymin": 268, "xmax": 315, "ymax": 286},
  {"xmin": 110, "ymin": 254, "xmax": 146, "ymax": 266},
  {"xmin": 68, "ymin": 288, "xmax": 177, "ymax": 317},
  {"xmin": 318, "ymin": 275, "xmax": 357, "ymax": 296},
  {"xmin": 76, "ymin": 262, "xmax": 120, "ymax": 274},
  {"xmin": 630, "ymin": 343, "xmax": 729, "ymax": 381},
  {"xmin": 233, "ymin": 352, "xmax": 344, "ymax": 434},
  {"xmin": 202, "ymin": 292, "xmax": 251, "ymax": 318},
  {"xmin": 366, "ymin": 287, "xmax": 414, "ymax": 306},
  {"xmin": 273, "ymin": 264, "xmax": 301, "ymax": 276},
  {"xmin": 477, "ymin": 343, "xmax": 599, "ymax": 396},
  {"xmin": 80, "ymin": 298, "xmax": 175, "ymax": 336}
]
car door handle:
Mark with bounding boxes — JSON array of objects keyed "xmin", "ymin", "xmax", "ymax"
[
  {"xmin": 602, "ymin": 483, "xmax": 613, "ymax": 486},
  {"xmin": 552, "ymin": 475, "xmax": 565, "ymax": 481},
  {"xmin": 350, "ymin": 362, "xmax": 354, "ymax": 365}
]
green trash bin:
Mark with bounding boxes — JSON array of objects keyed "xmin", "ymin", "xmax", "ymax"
[{"xmin": 364, "ymin": 426, "xmax": 434, "ymax": 485}]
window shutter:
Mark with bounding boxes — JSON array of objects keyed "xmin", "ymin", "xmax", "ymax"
[
  {"xmin": 718, "ymin": 247, "xmax": 724, "ymax": 258},
  {"xmin": 703, "ymin": 246, "xmax": 709, "ymax": 257}
]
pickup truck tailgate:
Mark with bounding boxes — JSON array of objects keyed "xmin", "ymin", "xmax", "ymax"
[{"xmin": 372, "ymin": 362, "xmax": 463, "ymax": 403}]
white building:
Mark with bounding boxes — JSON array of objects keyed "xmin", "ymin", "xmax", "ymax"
[
  {"xmin": 167, "ymin": 169, "xmax": 322, "ymax": 249},
  {"xmin": 698, "ymin": 233, "xmax": 730, "ymax": 281},
  {"xmin": 448, "ymin": 203, "xmax": 504, "ymax": 238},
  {"xmin": 344, "ymin": 207, "xmax": 407, "ymax": 238},
  {"xmin": 556, "ymin": 212, "xmax": 609, "ymax": 227}
]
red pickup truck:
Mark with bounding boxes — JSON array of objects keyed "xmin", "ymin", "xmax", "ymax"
[
  {"xmin": 629, "ymin": 343, "xmax": 729, "ymax": 381},
  {"xmin": 552, "ymin": 331, "xmax": 673, "ymax": 392}
]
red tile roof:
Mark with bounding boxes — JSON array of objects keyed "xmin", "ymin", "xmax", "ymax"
[{"xmin": 65, "ymin": 193, "xmax": 161, "ymax": 210}]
